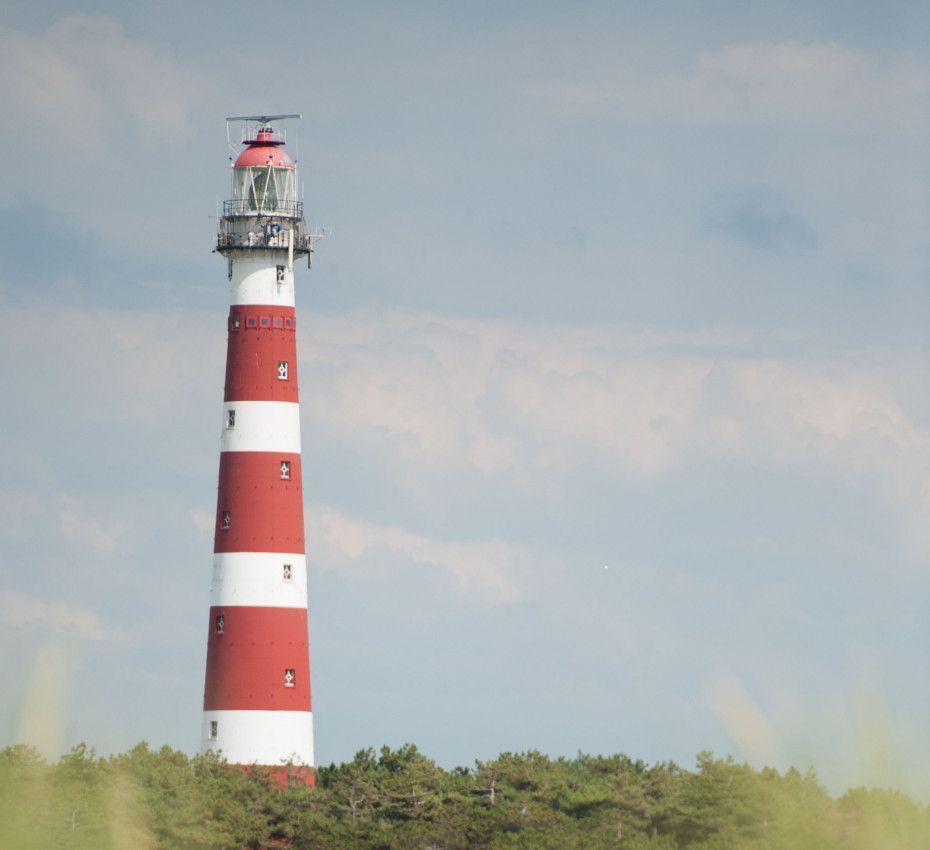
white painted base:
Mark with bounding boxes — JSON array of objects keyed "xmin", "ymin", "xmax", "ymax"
[
  {"xmin": 211, "ymin": 553, "xmax": 308, "ymax": 608},
  {"xmin": 231, "ymin": 255, "xmax": 295, "ymax": 307},
  {"xmin": 201, "ymin": 709, "xmax": 314, "ymax": 766},
  {"xmin": 221, "ymin": 401, "xmax": 301, "ymax": 453}
]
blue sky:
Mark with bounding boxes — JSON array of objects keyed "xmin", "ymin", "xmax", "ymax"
[{"xmin": 3, "ymin": 1, "xmax": 930, "ymax": 797}]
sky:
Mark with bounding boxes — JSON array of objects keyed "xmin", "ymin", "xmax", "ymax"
[{"xmin": 2, "ymin": 0, "xmax": 930, "ymax": 798}]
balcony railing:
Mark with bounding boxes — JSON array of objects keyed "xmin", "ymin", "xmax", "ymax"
[
  {"xmin": 216, "ymin": 230, "xmax": 317, "ymax": 252},
  {"xmin": 223, "ymin": 199, "xmax": 303, "ymax": 218},
  {"xmin": 242, "ymin": 127, "xmax": 286, "ymax": 145}
]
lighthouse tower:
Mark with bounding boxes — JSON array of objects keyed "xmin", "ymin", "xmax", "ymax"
[{"xmin": 201, "ymin": 115, "xmax": 319, "ymax": 786}]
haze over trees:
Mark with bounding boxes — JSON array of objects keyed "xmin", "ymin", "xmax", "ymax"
[{"xmin": 1, "ymin": 742, "xmax": 928, "ymax": 849}]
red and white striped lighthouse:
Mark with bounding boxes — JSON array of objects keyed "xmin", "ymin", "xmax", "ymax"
[{"xmin": 201, "ymin": 115, "xmax": 320, "ymax": 786}]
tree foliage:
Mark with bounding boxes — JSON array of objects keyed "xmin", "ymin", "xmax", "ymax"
[{"xmin": 0, "ymin": 742, "xmax": 927, "ymax": 849}]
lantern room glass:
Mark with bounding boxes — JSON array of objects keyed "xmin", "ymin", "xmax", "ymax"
[{"xmin": 232, "ymin": 166, "xmax": 297, "ymax": 214}]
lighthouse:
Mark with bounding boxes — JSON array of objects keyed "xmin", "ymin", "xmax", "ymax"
[{"xmin": 201, "ymin": 115, "xmax": 319, "ymax": 786}]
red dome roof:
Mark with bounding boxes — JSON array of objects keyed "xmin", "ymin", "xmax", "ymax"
[{"xmin": 235, "ymin": 137, "xmax": 295, "ymax": 169}]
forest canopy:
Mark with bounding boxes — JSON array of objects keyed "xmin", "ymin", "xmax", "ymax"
[{"xmin": 1, "ymin": 741, "xmax": 927, "ymax": 849}]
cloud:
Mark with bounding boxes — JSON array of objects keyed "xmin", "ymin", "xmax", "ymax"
[
  {"xmin": 310, "ymin": 504, "xmax": 523, "ymax": 604},
  {"xmin": 301, "ymin": 311, "xmax": 722, "ymax": 482},
  {"xmin": 705, "ymin": 190, "xmax": 818, "ymax": 252},
  {"xmin": 0, "ymin": 16, "xmax": 219, "ymax": 254},
  {"xmin": 538, "ymin": 40, "xmax": 930, "ymax": 128},
  {"xmin": 6, "ymin": 303, "xmax": 930, "ymax": 489},
  {"xmin": 5, "ymin": 303, "xmax": 930, "ymax": 573},
  {"xmin": 0, "ymin": 491, "xmax": 125, "ymax": 554},
  {"xmin": 189, "ymin": 508, "xmax": 215, "ymax": 537},
  {"xmin": 0, "ymin": 305, "xmax": 222, "ymax": 430},
  {"xmin": 684, "ymin": 41, "xmax": 929, "ymax": 124},
  {"xmin": 0, "ymin": 15, "xmax": 210, "ymax": 156},
  {"xmin": 57, "ymin": 498, "xmax": 123, "ymax": 554},
  {"xmin": 0, "ymin": 589, "xmax": 109, "ymax": 641},
  {"xmin": 301, "ymin": 310, "xmax": 930, "ymax": 482}
]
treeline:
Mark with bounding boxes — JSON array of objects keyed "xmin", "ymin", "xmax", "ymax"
[{"xmin": 1, "ymin": 742, "xmax": 928, "ymax": 849}]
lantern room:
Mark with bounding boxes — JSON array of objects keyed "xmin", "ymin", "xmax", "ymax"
[
  {"xmin": 229, "ymin": 125, "xmax": 299, "ymax": 217},
  {"xmin": 217, "ymin": 115, "xmax": 322, "ymax": 263}
]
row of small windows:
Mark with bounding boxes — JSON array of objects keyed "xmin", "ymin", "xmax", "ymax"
[{"xmin": 230, "ymin": 314, "xmax": 296, "ymax": 331}]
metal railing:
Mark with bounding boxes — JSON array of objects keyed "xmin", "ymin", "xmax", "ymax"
[
  {"xmin": 223, "ymin": 199, "xmax": 303, "ymax": 218},
  {"xmin": 242, "ymin": 127, "xmax": 286, "ymax": 145}
]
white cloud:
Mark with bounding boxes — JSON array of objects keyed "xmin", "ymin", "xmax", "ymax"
[
  {"xmin": 0, "ymin": 15, "xmax": 219, "ymax": 252},
  {"xmin": 6, "ymin": 303, "xmax": 930, "ymax": 570},
  {"xmin": 7, "ymin": 303, "xmax": 930, "ymax": 488},
  {"xmin": 189, "ymin": 508, "xmax": 215, "ymax": 537},
  {"xmin": 0, "ymin": 589, "xmax": 109, "ymax": 640},
  {"xmin": 0, "ymin": 15, "xmax": 211, "ymax": 156},
  {"xmin": 0, "ymin": 489, "xmax": 126, "ymax": 554},
  {"xmin": 310, "ymin": 504, "xmax": 523, "ymax": 604},
  {"xmin": 684, "ymin": 41, "xmax": 929, "ymax": 124},
  {"xmin": 57, "ymin": 498, "xmax": 123, "ymax": 554},
  {"xmin": 301, "ymin": 310, "xmax": 930, "ymax": 481},
  {"xmin": 538, "ymin": 40, "xmax": 930, "ymax": 127},
  {"xmin": 0, "ymin": 305, "xmax": 222, "ymax": 429}
]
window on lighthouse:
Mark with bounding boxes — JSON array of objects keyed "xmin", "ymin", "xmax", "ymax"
[
  {"xmin": 215, "ymin": 613, "xmax": 225, "ymax": 635},
  {"xmin": 221, "ymin": 511, "xmax": 231, "ymax": 530},
  {"xmin": 284, "ymin": 669, "xmax": 296, "ymax": 688},
  {"xmin": 226, "ymin": 410, "xmax": 236, "ymax": 429},
  {"xmin": 277, "ymin": 361, "xmax": 289, "ymax": 380},
  {"xmin": 280, "ymin": 460, "xmax": 291, "ymax": 479},
  {"xmin": 209, "ymin": 721, "xmax": 218, "ymax": 740},
  {"xmin": 283, "ymin": 563, "xmax": 293, "ymax": 581}
]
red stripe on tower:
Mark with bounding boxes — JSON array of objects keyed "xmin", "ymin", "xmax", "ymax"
[
  {"xmin": 202, "ymin": 115, "xmax": 322, "ymax": 788},
  {"xmin": 214, "ymin": 452, "xmax": 304, "ymax": 553}
]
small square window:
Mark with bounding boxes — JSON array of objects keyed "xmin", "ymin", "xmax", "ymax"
[
  {"xmin": 221, "ymin": 511, "xmax": 231, "ymax": 530},
  {"xmin": 226, "ymin": 409, "xmax": 236, "ymax": 429},
  {"xmin": 209, "ymin": 720, "xmax": 218, "ymax": 740},
  {"xmin": 276, "ymin": 265, "xmax": 286, "ymax": 283},
  {"xmin": 283, "ymin": 563, "xmax": 293, "ymax": 582},
  {"xmin": 232, "ymin": 314, "xmax": 241, "ymax": 330},
  {"xmin": 277, "ymin": 361, "xmax": 289, "ymax": 381},
  {"xmin": 215, "ymin": 613, "xmax": 225, "ymax": 635},
  {"xmin": 273, "ymin": 317, "xmax": 283, "ymax": 328},
  {"xmin": 260, "ymin": 317, "xmax": 270, "ymax": 328},
  {"xmin": 284, "ymin": 668, "xmax": 296, "ymax": 688},
  {"xmin": 280, "ymin": 460, "xmax": 291, "ymax": 479},
  {"xmin": 284, "ymin": 318, "xmax": 292, "ymax": 329},
  {"xmin": 246, "ymin": 317, "xmax": 257, "ymax": 328}
]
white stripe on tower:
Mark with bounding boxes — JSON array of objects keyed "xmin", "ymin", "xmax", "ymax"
[
  {"xmin": 220, "ymin": 401, "xmax": 302, "ymax": 454},
  {"xmin": 201, "ymin": 711, "xmax": 314, "ymax": 766},
  {"xmin": 231, "ymin": 255, "xmax": 296, "ymax": 307},
  {"xmin": 210, "ymin": 553, "xmax": 308, "ymax": 607}
]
